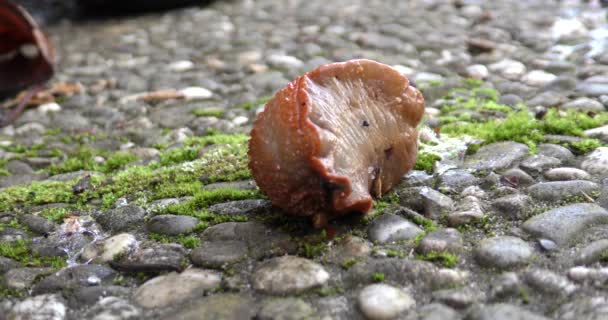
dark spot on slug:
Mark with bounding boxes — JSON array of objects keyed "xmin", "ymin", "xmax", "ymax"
[
  {"xmin": 384, "ymin": 146, "xmax": 394, "ymax": 159},
  {"xmin": 362, "ymin": 120, "xmax": 370, "ymax": 127}
]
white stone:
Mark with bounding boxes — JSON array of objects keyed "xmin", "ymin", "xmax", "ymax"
[
  {"xmin": 232, "ymin": 116, "xmax": 249, "ymax": 126},
  {"xmin": 89, "ymin": 297, "xmax": 140, "ymax": 320},
  {"xmin": 521, "ymin": 70, "xmax": 557, "ymax": 87},
  {"xmin": 253, "ymin": 256, "xmax": 329, "ymax": 294},
  {"xmin": 268, "ymin": 54, "xmax": 304, "ymax": 69},
  {"xmin": 488, "ymin": 59, "xmax": 526, "ymax": 80},
  {"xmin": 168, "ymin": 60, "xmax": 194, "ymax": 72},
  {"xmin": 413, "ymin": 72, "xmax": 444, "ymax": 84},
  {"xmin": 552, "ymin": 18, "xmax": 588, "ymax": 41},
  {"xmin": 15, "ymin": 122, "xmax": 45, "ymax": 136},
  {"xmin": 585, "ymin": 125, "xmax": 608, "ymax": 143},
  {"xmin": 358, "ymin": 284, "xmax": 415, "ymax": 320},
  {"xmin": 466, "ymin": 64, "xmax": 489, "ymax": 80},
  {"xmin": 37, "ymin": 102, "xmax": 61, "ymax": 114},
  {"xmin": 80, "ymin": 233, "xmax": 137, "ymax": 263},
  {"xmin": 9, "ymin": 294, "xmax": 66, "ymax": 320},
  {"xmin": 544, "ymin": 168, "xmax": 591, "ymax": 181},
  {"xmin": 134, "ymin": 269, "xmax": 221, "ymax": 308},
  {"xmin": 581, "ymin": 147, "xmax": 608, "ymax": 177},
  {"xmin": 179, "ymin": 87, "xmax": 213, "ymax": 100}
]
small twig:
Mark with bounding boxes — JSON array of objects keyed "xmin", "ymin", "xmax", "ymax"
[{"xmin": 581, "ymin": 191, "xmax": 595, "ymax": 203}]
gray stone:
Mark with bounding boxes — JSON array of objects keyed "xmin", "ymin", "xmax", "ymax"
[
  {"xmin": 4, "ymin": 267, "xmax": 55, "ymax": 290},
  {"xmin": 524, "ymin": 268, "xmax": 577, "ymax": 295},
  {"xmin": 133, "ymin": 268, "xmax": 221, "ymax": 309},
  {"xmin": 398, "ymin": 186, "xmax": 454, "ymax": 219},
  {"xmin": 562, "ymin": 98, "xmax": 605, "ymax": 112},
  {"xmin": 202, "ymin": 180, "xmax": 257, "ymax": 191},
  {"xmin": 207, "ymin": 199, "xmax": 270, "ymax": 215},
  {"xmin": 8, "ymin": 294, "xmax": 67, "ymax": 320},
  {"xmin": 465, "ymin": 142, "xmax": 529, "ymax": 172},
  {"xmin": 146, "ymin": 214, "xmax": 199, "ymax": 236},
  {"xmin": 576, "ymin": 82, "xmax": 608, "ymax": 97},
  {"xmin": 519, "ymin": 155, "xmax": 560, "ymax": 175},
  {"xmin": 544, "ymin": 168, "xmax": 591, "ymax": 181},
  {"xmin": 581, "ymin": 147, "xmax": 608, "ymax": 177},
  {"xmin": 417, "ymin": 228, "xmax": 463, "ymax": 254},
  {"xmin": 523, "ymin": 204, "xmax": 608, "ymax": 245},
  {"xmin": 437, "ymin": 169, "xmax": 479, "ymax": 194},
  {"xmin": 474, "ymin": 236, "xmax": 534, "ymax": 269},
  {"xmin": 537, "ymin": 144, "xmax": 575, "ymax": 163},
  {"xmin": 0, "ymin": 227, "xmax": 28, "ymax": 242},
  {"xmin": 6, "ymin": 160, "xmax": 33, "ymax": 175},
  {"xmin": 501, "ymin": 169, "xmax": 535, "ymax": 187},
  {"xmin": 17, "ymin": 214, "xmax": 56, "ymax": 235},
  {"xmin": 33, "ymin": 264, "xmax": 116, "ymax": 295},
  {"xmin": 358, "ymin": 284, "xmax": 415, "ymax": 320},
  {"xmin": 368, "ymin": 213, "xmax": 423, "ymax": 244},
  {"xmin": 190, "ymin": 241, "xmax": 248, "ymax": 268},
  {"xmin": 431, "ymin": 287, "xmax": 484, "ymax": 309},
  {"xmin": 584, "ymin": 125, "xmax": 608, "ymax": 143},
  {"xmin": 69, "ymin": 286, "xmax": 131, "ymax": 307},
  {"xmin": 555, "ymin": 296, "xmax": 608, "ymax": 320},
  {"xmin": 492, "ymin": 194, "xmax": 532, "ymax": 220},
  {"xmin": 575, "ymin": 239, "xmax": 608, "ymax": 266},
  {"xmin": 315, "ymin": 296, "xmax": 352, "ymax": 320},
  {"xmin": 448, "ymin": 196, "xmax": 485, "ymax": 226},
  {"xmin": 96, "ymin": 205, "xmax": 146, "ymax": 232},
  {"xmin": 165, "ymin": 294, "xmax": 256, "ymax": 320},
  {"xmin": 253, "ymin": 256, "xmax": 329, "ymax": 294},
  {"xmin": 467, "ymin": 303, "xmax": 549, "ymax": 320},
  {"xmin": 83, "ymin": 297, "xmax": 140, "ymax": 320},
  {"xmin": 0, "ymin": 257, "xmax": 21, "ymax": 274},
  {"xmin": 258, "ymin": 298, "xmax": 317, "ymax": 320},
  {"xmin": 527, "ymin": 180, "xmax": 600, "ymax": 202},
  {"xmin": 527, "ymin": 91, "xmax": 565, "ymax": 108},
  {"xmin": 599, "ymin": 179, "xmax": 608, "ymax": 209},
  {"xmin": 79, "ymin": 233, "xmax": 137, "ymax": 263},
  {"xmin": 114, "ymin": 243, "xmax": 187, "ymax": 273},
  {"xmin": 324, "ymin": 236, "xmax": 372, "ymax": 265},
  {"xmin": 489, "ymin": 272, "xmax": 522, "ymax": 299}
]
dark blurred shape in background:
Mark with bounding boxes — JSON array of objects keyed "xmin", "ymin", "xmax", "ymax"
[{"xmin": 13, "ymin": 0, "xmax": 213, "ymax": 25}]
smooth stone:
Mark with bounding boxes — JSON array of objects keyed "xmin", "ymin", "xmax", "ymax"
[
  {"xmin": 555, "ymin": 296, "xmax": 608, "ymax": 320},
  {"xmin": 253, "ymin": 256, "xmax": 329, "ymax": 294},
  {"xmin": 568, "ymin": 266, "xmax": 608, "ymax": 284},
  {"xmin": 398, "ymin": 187, "xmax": 454, "ymax": 219},
  {"xmin": 417, "ymin": 228, "xmax": 463, "ymax": 254},
  {"xmin": 4, "ymin": 267, "xmax": 55, "ymax": 290},
  {"xmin": 492, "ymin": 194, "xmax": 532, "ymax": 220},
  {"xmin": 83, "ymin": 297, "xmax": 140, "ymax": 320},
  {"xmin": 190, "ymin": 241, "xmax": 248, "ymax": 269},
  {"xmin": 95, "ymin": 205, "xmax": 146, "ymax": 232},
  {"xmin": 448, "ymin": 196, "xmax": 485, "ymax": 226},
  {"xmin": 17, "ymin": 214, "xmax": 56, "ymax": 235},
  {"xmin": 537, "ymin": 144, "xmax": 575, "ymax": 163},
  {"xmin": 527, "ymin": 180, "xmax": 600, "ymax": 202},
  {"xmin": 584, "ymin": 125, "xmax": 608, "ymax": 143},
  {"xmin": 431, "ymin": 287, "xmax": 484, "ymax": 309},
  {"xmin": 324, "ymin": 236, "xmax": 372, "ymax": 265},
  {"xmin": 465, "ymin": 142, "xmax": 529, "ymax": 172},
  {"xmin": 8, "ymin": 294, "xmax": 67, "ymax": 320},
  {"xmin": 474, "ymin": 236, "xmax": 534, "ymax": 269},
  {"xmin": 33, "ymin": 265, "xmax": 116, "ymax": 295},
  {"xmin": 600, "ymin": 180, "xmax": 608, "ymax": 209},
  {"xmin": 523, "ymin": 204, "xmax": 608, "ymax": 246},
  {"xmin": 368, "ymin": 213, "xmax": 423, "ymax": 244},
  {"xmin": 133, "ymin": 268, "xmax": 221, "ymax": 309},
  {"xmin": 544, "ymin": 168, "xmax": 591, "ymax": 181},
  {"xmin": 207, "ymin": 199, "xmax": 270, "ymax": 215},
  {"xmin": 146, "ymin": 214, "xmax": 199, "ymax": 236},
  {"xmin": 489, "ymin": 272, "xmax": 522, "ymax": 299},
  {"xmin": 437, "ymin": 169, "xmax": 479, "ymax": 194},
  {"xmin": 113, "ymin": 243, "xmax": 186, "ymax": 273},
  {"xmin": 404, "ymin": 303, "xmax": 461, "ymax": 320},
  {"xmin": 539, "ymin": 239, "xmax": 558, "ymax": 251},
  {"xmin": 6, "ymin": 160, "xmax": 34, "ymax": 175},
  {"xmin": 466, "ymin": 64, "xmax": 489, "ymax": 79},
  {"xmin": 69, "ymin": 286, "xmax": 131, "ymax": 307},
  {"xmin": 0, "ymin": 256, "xmax": 22, "ymax": 273},
  {"xmin": 488, "ymin": 59, "xmax": 526, "ymax": 79},
  {"xmin": 0, "ymin": 227, "xmax": 28, "ymax": 242},
  {"xmin": 80, "ymin": 233, "xmax": 137, "ymax": 263},
  {"xmin": 467, "ymin": 303, "xmax": 549, "ymax": 320},
  {"xmin": 165, "ymin": 294, "xmax": 256, "ymax": 320},
  {"xmin": 524, "ymin": 268, "xmax": 577, "ymax": 295},
  {"xmin": 527, "ymin": 91, "xmax": 564, "ymax": 108},
  {"xmin": 257, "ymin": 298, "xmax": 317, "ymax": 320},
  {"xmin": 358, "ymin": 284, "xmax": 415, "ymax": 320},
  {"xmin": 562, "ymin": 97, "xmax": 605, "ymax": 112},
  {"xmin": 519, "ymin": 155, "xmax": 560, "ymax": 176},
  {"xmin": 576, "ymin": 82, "xmax": 608, "ymax": 97},
  {"xmin": 581, "ymin": 147, "xmax": 608, "ymax": 177},
  {"xmin": 501, "ymin": 169, "xmax": 535, "ymax": 187},
  {"xmin": 521, "ymin": 70, "xmax": 557, "ymax": 87},
  {"xmin": 575, "ymin": 239, "xmax": 608, "ymax": 265}
]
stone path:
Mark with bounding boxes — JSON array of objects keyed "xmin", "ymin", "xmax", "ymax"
[{"xmin": 1, "ymin": 0, "xmax": 608, "ymax": 319}]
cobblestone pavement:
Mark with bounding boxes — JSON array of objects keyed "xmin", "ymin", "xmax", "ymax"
[{"xmin": 2, "ymin": 0, "xmax": 608, "ymax": 319}]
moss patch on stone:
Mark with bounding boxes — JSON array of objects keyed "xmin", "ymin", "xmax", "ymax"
[
  {"xmin": 0, "ymin": 239, "xmax": 66, "ymax": 269},
  {"xmin": 416, "ymin": 250, "xmax": 458, "ymax": 268}
]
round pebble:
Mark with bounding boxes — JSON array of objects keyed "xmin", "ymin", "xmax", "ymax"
[{"xmin": 358, "ymin": 284, "xmax": 414, "ymax": 320}]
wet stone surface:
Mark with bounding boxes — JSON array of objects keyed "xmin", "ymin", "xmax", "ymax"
[{"xmin": 2, "ymin": 0, "xmax": 608, "ymax": 319}]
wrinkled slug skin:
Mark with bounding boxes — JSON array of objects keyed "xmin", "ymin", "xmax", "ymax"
[{"xmin": 248, "ymin": 59, "xmax": 425, "ymax": 223}]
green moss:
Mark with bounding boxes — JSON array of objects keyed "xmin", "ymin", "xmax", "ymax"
[
  {"xmin": 314, "ymin": 286, "xmax": 344, "ymax": 296},
  {"xmin": 416, "ymin": 251, "xmax": 458, "ymax": 268},
  {"xmin": 0, "ymin": 181, "xmax": 75, "ymax": 212},
  {"xmin": 235, "ymin": 97, "xmax": 272, "ymax": 111},
  {"xmin": 341, "ymin": 258, "xmax": 360, "ymax": 270},
  {"xmin": 149, "ymin": 233, "xmax": 201, "ymax": 249},
  {"xmin": 0, "ymin": 239, "xmax": 66, "ymax": 269},
  {"xmin": 160, "ymin": 147, "xmax": 198, "ymax": 166},
  {"xmin": 39, "ymin": 207, "xmax": 71, "ymax": 223},
  {"xmin": 415, "ymin": 152, "xmax": 441, "ymax": 174},
  {"xmin": 386, "ymin": 249, "xmax": 405, "ymax": 258},
  {"xmin": 192, "ymin": 108, "xmax": 225, "ymax": 118},
  {"xmin": 298, "ymin": 231, "xmax": 330, "ymax": 259},
  {"xmin": 411, "ymin": 215, "xmax": 437, "ymax": 233},
  {"xmin": 371, "ymin": 272, "xmax": 385, "ymax": 282},
  {"xmin": 163, "ymin": 188, "xmax": 261, "ymax": 215},
  {"xmin": 48, "ymin": 148, "xmax": 137, "ymax": 175},
  {"xmin": 412, "ymin": 232, "xmax": 426, "ymax": 246},
  {"xmin": 568, "ymin": 139, "xmax": 603, "ymax": 154}
]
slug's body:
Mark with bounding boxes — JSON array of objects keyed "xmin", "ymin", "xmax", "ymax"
[{"xmin": 249, "ymin": 59, "xmax": 425, "ymax": 227}]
